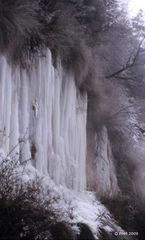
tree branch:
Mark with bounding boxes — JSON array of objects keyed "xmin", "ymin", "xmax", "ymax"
[{"xmin": 106, "ymin": 38, "xmax": 145, "ymax": 79}]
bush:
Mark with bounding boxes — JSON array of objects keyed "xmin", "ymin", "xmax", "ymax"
[{"xmin": 0, "ymin": 152, "xmax": 75, "ymax": 240}]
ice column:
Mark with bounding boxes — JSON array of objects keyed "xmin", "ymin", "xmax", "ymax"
[{"xmin": 0, "ymin": 49, "xmax": 87, "ymax": 191}]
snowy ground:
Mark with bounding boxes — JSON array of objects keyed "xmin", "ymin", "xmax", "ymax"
[{"xmin": 0, "ymin": 148, "xmax": 123, "ymax": 239}]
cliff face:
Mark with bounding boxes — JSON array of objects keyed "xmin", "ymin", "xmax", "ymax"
[
  {"xmin": 0, "ymin": 49, "xmax": 120, "ymax": 240},
  {"xmin": 0, "ymin": 0, "xmax": 108, "ymax": 192},
  {"xmin": 0, "ymin": 51, "xmax": 87, "ymax": 191}
]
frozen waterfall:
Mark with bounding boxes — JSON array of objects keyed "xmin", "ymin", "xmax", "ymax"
[{"xmin": 0, "ymin": 49, "xmax": 87, "ymax": 191}]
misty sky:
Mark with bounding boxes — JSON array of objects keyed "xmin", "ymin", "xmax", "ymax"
[{"xmin": 128, "ymin": 0, "xmax": 145, "ymax": 17}]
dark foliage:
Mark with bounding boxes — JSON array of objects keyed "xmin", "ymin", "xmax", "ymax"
[
  {"xmin": 76, "ymin": 223, "xmax": 96, "ymax": 240},
  {"xmin": 0, "ymin": 200, "xmax": 53, "ymax": 240},
  {"xmin": 50, "ymin": 222, "xmax": 75, "ymax": 240},
  {"xmin": 0, "ymin": 0, "xmax": 44, "ymax": 66},
  {"xmin": 0, "ymin": 199, "xmax": 77, "ymax": 240},
  {"xmin": 0, "ymin": 155, "xmax": 75, "ymax": 240},
  {"xmin": 101, "ymin": 196, "xmax": 145, "ymax": 240},
  {"xmin": 0, "ymin": 0, "xmax": 117, "ymax": 85}
]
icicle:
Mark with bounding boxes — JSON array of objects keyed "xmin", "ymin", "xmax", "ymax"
[{"xmin": 0, "ymin": 49, "xmax": 87, "ymax": 191}]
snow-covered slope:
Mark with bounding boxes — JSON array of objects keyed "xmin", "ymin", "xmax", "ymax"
[{"xmin": 0, "ymin": 148, "xmax": 123, "ymax": 239}]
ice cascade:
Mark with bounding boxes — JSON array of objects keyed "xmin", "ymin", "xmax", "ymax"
[{"xmin": 0, "ymin": 49, "xmax": 87, "ymax": 191}]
